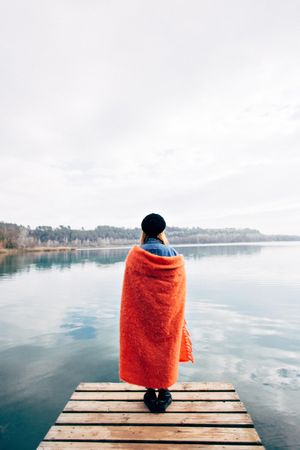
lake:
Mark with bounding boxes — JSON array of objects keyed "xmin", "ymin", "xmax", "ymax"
[{"xmin": 0, "ymin": 242, "xmax": 300, "ymax": 449}]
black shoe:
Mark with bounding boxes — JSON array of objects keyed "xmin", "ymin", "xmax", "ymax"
[
  {"xmin": 156, "ymin": 389, "xmax": 172, "ymax": 412},
  {"xmin": 143, "ymin": 388, "xmax": 158, "ymax": 413}
]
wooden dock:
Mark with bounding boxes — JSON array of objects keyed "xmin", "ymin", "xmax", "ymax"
[{"xmin": 37, "ymin": 381, "xmax": 265, "ymax": 449}]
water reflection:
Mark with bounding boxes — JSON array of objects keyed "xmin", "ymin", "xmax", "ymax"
[
  {"xmin": 0, "ymin": 248, "xmax": 129, "ymax": 279},
  {"xmin": 61, "ymin": 311, "xmax": 97, "ymax": 340},
  {"xmin": 178, "ymin": 243, "xmax": 263, "ymax": 258},
  {"xmin": 0, "ymin": 243, "xmax": 299, "ymax": 449},
  {"xmin": 185, "ymin": 300, "xmax": 300, "ymax": 390},
  {"xmin": 0, "ymin": 244, "xmax": 263, "ymax": 280}
]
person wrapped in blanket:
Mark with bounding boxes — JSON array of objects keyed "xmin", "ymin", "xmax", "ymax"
[{"xmin": 140, "ymin": 213, "xmax": 178, "ymax": 413}]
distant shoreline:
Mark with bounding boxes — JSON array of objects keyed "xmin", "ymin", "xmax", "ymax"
[
  {"xmin": 1, "ymin": 240, "xmax": 300, "ymax": 255},
  {"xmin": 2, "ymin": 222, "xmax": 300, "ymax": 251},
  {"xmin": 0, "ymin": 246, "xmax": 77, "ymax": 255}
]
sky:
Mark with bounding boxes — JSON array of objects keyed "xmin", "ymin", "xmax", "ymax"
[{"xmin": 0, "ymin": 0, "xmax": 300, "ymax": 235}]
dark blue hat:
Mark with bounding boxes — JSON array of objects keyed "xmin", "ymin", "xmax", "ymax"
[{"xmin": 141, "ymin": 213, "xmax": 166, "ymax": 236}]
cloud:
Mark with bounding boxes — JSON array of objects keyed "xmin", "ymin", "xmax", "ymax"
[{"xmin": 0, "ymin": 0, "xmax": 300, "ymax": 233}]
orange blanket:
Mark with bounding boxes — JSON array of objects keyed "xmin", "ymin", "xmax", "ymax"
[{"xmin": 119, "ymin": 245, "xmax": 194, "ymax": 388}]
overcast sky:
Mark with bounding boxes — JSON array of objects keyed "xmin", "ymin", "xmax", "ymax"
[{"xmin": 0, "ymin": 1, "xmax": 300, "ymax": 234}]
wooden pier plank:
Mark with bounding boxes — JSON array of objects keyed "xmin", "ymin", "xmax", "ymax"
[
  {"xmin": 76, "ymin": 382, "xmax": 235, "ymax": 391},
  {"xmin": 39, "ymin": 444, "xmax": 264, "ymax": 450},
  {"xmin": 71, "ymin": 391, "xmax": 239, "ymax": 401},
  {"xmin": 56, "ymin": 412, "xmax": 253, "ymax": 425},
  {"xmin": 44, "ymin": 424, "xmax": 261, "ymax": 443},
  {"xmin": 64, "ymin": 400, "xmax": 247, "ymax": 413}
]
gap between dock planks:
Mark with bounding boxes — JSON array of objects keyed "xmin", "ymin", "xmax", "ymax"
[{"xmin": 37, "ymin": 381, "xmax": 266, "ymax": 449}]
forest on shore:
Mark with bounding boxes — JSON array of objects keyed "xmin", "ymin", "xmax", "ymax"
[{"xmin": 1, "ymin": 221, "xmax": 300, "ymax": 250}]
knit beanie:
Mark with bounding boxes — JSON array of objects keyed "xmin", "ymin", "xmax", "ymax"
[{"xmin": 141, "ymin": 213, "xmax": 166, "ymax": 237}]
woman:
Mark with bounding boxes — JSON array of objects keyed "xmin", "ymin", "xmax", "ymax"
[{"xmin": 119, "ymin": 213, "xmax": 194, "ymax": 413}]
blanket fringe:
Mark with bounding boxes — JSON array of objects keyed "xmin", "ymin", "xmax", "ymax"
[{"xmin": 180, "ymin": 319, "xmax": 195, "ymax": 363}]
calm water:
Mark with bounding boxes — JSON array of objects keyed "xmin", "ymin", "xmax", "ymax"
[{"xmin": 0, "ymin": 243, "xmax": 300, "ymax": 450}]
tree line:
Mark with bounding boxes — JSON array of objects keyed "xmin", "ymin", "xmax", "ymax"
[{"xmin": 1, "ymin": 221, "xmax": 299, "ymax": 249}]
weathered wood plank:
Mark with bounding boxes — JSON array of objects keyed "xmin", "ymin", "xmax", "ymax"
[
  {"xmin": 38, "ymin": 443, "xmax": 265, "ymax": 450},
  {"xmin": 56, "ymin": 412, "xmax": 253, "ymax": 425},
  {"xmin": 71, "ymin": 391, "xmax": 239, "ymax": 401},
  {"xmin": 44, "ymin": 425, "xmax": 262, "ymax": 443},
  {"xmin": 76, "ymin": 382, "xmax": 235, "ymax": 391},
  {"xmin": 64, "ymin": 400, "xmax": 247, "ymax": 413}
]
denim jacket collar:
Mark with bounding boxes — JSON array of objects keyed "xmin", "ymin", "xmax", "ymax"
[{"xmin": 145, "ymin": 236, "xmax": 163, "ymax": 243}]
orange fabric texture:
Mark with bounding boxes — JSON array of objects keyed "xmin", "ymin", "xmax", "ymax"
[{"xmin": 119, "ymin": 245, "xmax": 195, "ymax": 388}]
